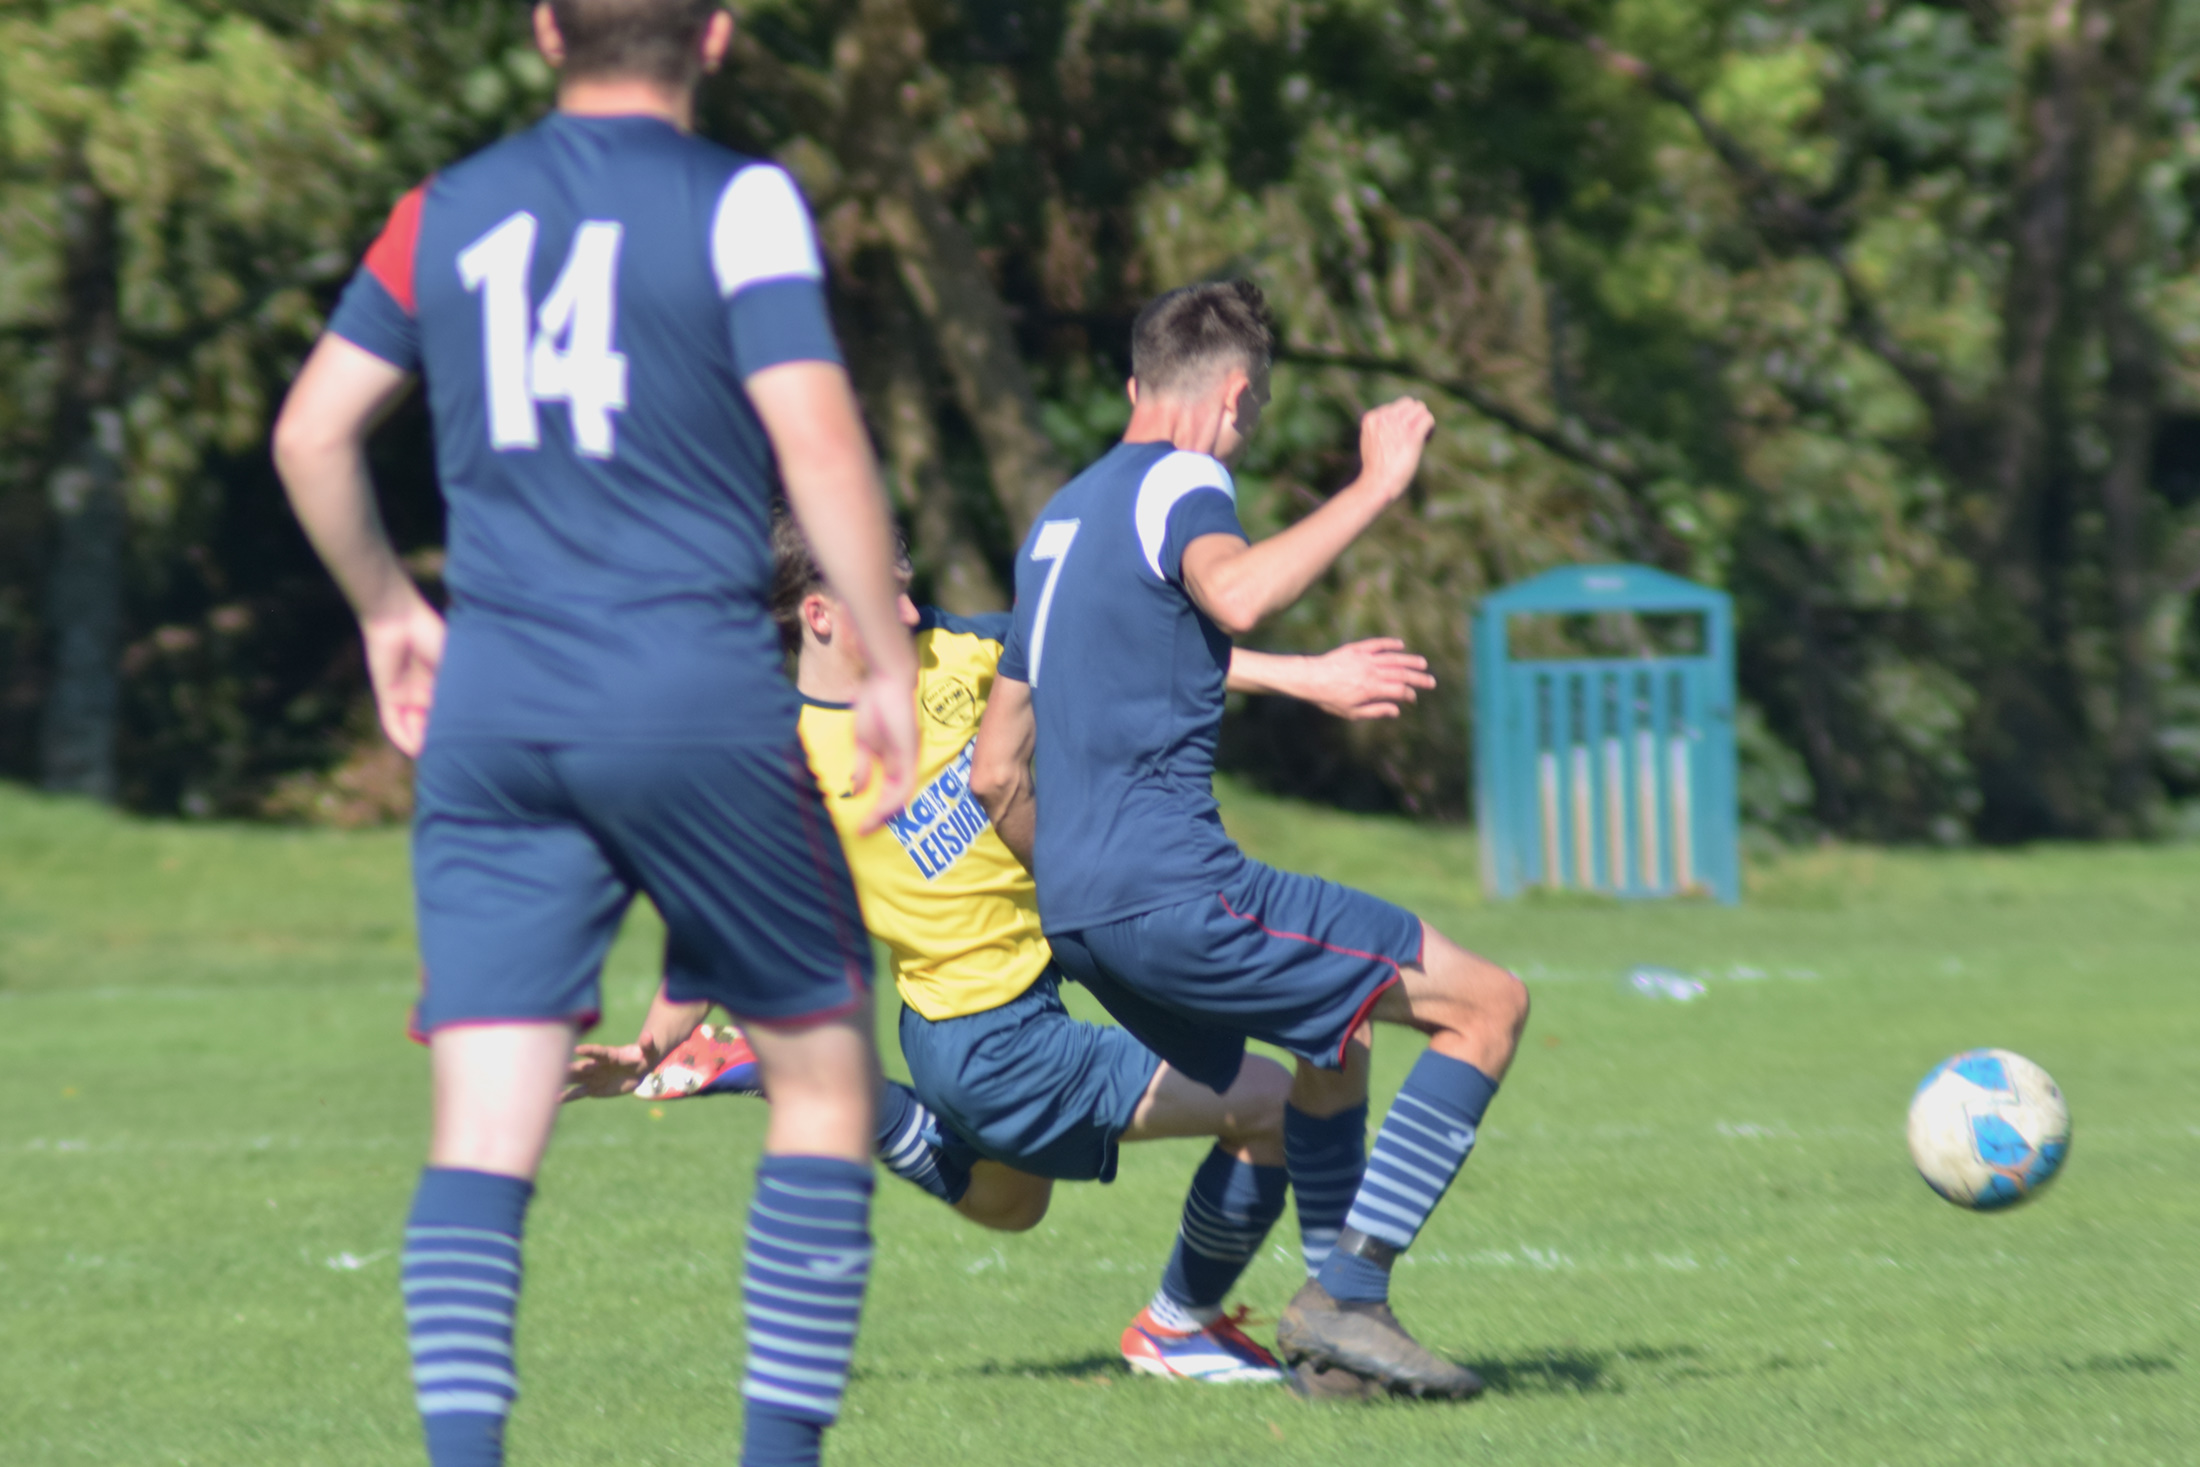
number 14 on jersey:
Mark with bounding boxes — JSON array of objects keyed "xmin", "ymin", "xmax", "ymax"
[{"xmin": 459, "ymin": 211, "xmax": 631, "ymax": 459}]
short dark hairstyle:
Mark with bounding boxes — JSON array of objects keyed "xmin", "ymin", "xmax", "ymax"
[
  {"xmin": 1130, "ymin": 280, "xmax": 1274, "ymax": 396},
  {"xmin": 768, "ymin": 506, "xmax": 911, "ymax": 655},
  {"xmin": 547, "ymin": 0, "xmax": 722, "ymax": 88}
]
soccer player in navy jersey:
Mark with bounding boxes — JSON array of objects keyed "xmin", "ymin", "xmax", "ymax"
[
  {"xmin": 271, "ymin": 5, "xmax": 916, "ymax": 1465},
  {"xmin": 972, "ymin": 282, "xmax": 1531, "ymax": 1399}
]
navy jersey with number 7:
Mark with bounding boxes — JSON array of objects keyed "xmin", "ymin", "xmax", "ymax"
[
  {"xmin": 999, "ymin": 441, "xmax": 1253, "ymax": 932},
  {"xmin": 327, "ymin": 112, "xmax": 839, "ymax": 745}
]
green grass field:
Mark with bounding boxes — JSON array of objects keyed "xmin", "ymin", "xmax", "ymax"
[{"xmin": 1, "ymin": 781, "xmax": 2194, "ymax": 1465}]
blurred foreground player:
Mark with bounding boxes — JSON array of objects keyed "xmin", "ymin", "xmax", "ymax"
[
  {"xmin": 974, "ymin": 282, "xmax": 1530, "ymax": 1398},
  {"xmin": 271, "ymin": 4, "xmax": 916, "ymax": 1464},
  {"xmin": 567, "ymin": 514, "xmax": 1440, "ymax": 1384}
]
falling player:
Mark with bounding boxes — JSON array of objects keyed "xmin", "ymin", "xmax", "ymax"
[
  {"xmin": 270, "ymin": 4, "xmax": 916, "ymax": 1465},
  {"xmin": 973, "ymin": 281, "xmax": 1530, "ymax": 1398},
  {"xmin": 567, "ymin": 512, "xmax": 1440, "ymax": 1384}
]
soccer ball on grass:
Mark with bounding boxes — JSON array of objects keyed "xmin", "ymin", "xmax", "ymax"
[{"xmin": 1906, "ymin": 1048, "xmax": 2070, "ymax": 1211}]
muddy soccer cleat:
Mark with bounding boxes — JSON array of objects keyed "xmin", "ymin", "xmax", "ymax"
[
  {"xmin": 1276, "ymin": 1279, "xmax": 1483, "ymax": 1399},
  {"xmin": 1120, "ymin": 1305, "xmax": 1292, "ymax": 1385},
  {"xmin": 635, "ymin": 1023, "xmax": 763, "ymax": 1100}
]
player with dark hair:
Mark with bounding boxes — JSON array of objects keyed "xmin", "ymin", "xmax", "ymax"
[
  {"xmin": 567, "ymin": 511, "xmax": 1441, "ymax": 1384},
  {"xmin": 973, "ymin": 280, "xmax": 1531, "ymax": 1399},
  {"xmin": 271, "ymin": 5, "xmax": 916, "ymax": 1465}
]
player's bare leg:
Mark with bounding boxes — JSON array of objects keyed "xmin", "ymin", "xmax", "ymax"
[
  {"xmin": 1122, "ymin": 1054, "xmax": 1291, "ymax": 1163},
  {"xmin": 1278, "ymin": 925, "xmax": 1527, "ymax": 1399},
  {"xmin": 739, "ymin": 1016, "xmax": 878, "ymax": 1164},
  {"xmin": 955, "ymin": 1163, "xmax": 1054, "ymax": 1231},
  {"xmin": 405, "ymin": 1022, "xmax": 579, "ymax": 1465},
  {"xmin": 429, "ymin": 1022, "xmax": 582, "ymax": 1178}
]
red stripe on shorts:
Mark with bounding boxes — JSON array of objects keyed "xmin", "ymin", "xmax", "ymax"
[{"xmin": 1214, "ymin": 890, "xmax": 1405, "ymax": 1068}]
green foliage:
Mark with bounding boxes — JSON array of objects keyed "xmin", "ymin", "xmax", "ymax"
[
  {"xmin": 5, "ymin": 782, "xmax": 2199, "ymax": 1462},
  {"xmin": 3, "ymin": 0, "xmax": 2199, "ymax": 839}
]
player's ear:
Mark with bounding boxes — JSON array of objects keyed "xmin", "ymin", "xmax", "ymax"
[
  {"xmin": 801, "ymin": 592, "xmax": 835, "ymax": 643},
  {"xmin": 700, "ymin": 9, "xmax": 735, "ymax": 74},
  {"xmin": 532, "ymin": 2, "xmax": 567, "ymax": 70},
  {"xmin": 1221, "ymin": 369, "xmax": 1250, "ymax": 427},
  {"xmin": 1126, "ymin": 377, "xmax": 1139, "ymax": 407}
]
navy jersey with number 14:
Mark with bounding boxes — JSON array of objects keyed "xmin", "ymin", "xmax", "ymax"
[
  {"xmin": 999, "ymin": 441, "xmax": 1253, "ymax": 932},
  {"xmin": 327, "ymin": 112, "xmax": 840, "ymax": 745}
]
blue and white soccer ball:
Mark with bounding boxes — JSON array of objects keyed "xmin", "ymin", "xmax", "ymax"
[{"xmin": 1906, "ymin": 1049, "xmax": 2070, "ymax": 1210}]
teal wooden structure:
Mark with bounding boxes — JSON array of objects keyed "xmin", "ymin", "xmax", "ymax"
[{"xmin": 1472, "ymin": 565, "xmax": 1739, "ymax": 904}]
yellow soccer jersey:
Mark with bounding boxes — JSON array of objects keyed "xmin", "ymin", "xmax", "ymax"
[{"xmin": 796, "ymin": 609, "xmax": 1050, "ymax": 1021}]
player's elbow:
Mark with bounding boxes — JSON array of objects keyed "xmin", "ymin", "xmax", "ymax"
[
  {"xmin": 270, "ymin": 398, "xmax": 349, "ymax": 482},
  {"xmin": 969, "ymin": 746, "xmax": 1022, "ymax": 817},
  {"xmin": 1200, "ymin": 583, "xmax": 1268, "ymax": 639}
]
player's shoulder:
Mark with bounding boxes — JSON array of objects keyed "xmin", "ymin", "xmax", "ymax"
[{"xmin": 1134, "ymin": 447, "xmax": 1235, "ymax": 503}]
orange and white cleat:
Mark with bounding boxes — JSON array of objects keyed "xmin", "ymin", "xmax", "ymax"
[
  {"xmin": 635, "ymin": 1023, "xmax": 763, "ymax": 1101},
  {"xmin": 1120, "ymin": 1305, "xmax": 1291, "ymax": 1385}
]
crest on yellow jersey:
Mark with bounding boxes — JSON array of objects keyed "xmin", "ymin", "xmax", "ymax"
[{"xmin": 923, "ymin": 677, "xmax": 978, "ymax": 730}]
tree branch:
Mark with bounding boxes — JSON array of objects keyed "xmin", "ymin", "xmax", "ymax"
[
  {"xmin": 1489, "ymin": 0, "xmax": 1965, "ymax": 441},
  {"xmin": 1275, "ymin": 345, "xmax": 1655, "ymax": 489}
]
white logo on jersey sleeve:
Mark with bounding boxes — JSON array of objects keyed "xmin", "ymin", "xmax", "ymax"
[
  {"xmin": 1134, "ymin": 451, "xmax": 1236, "ymax": 579},
  {"xmin": 711, "ymin": 164, "xmax": 825, "ymax": 296}
]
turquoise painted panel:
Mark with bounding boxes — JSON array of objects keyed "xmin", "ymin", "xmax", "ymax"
[{"xmin": 1471, "ymin": 565, "xmax": 1739, "ymax": 904}]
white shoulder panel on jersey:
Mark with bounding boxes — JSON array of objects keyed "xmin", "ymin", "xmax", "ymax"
[
  {"xmin": 711, "ymin": 164, "xmax": 824, "ymax": 297},
  {"xmin": 1134, "ymin": 451, "xmax": 1237, "ymax": 579}
]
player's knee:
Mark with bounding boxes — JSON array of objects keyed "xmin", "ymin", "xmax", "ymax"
[
  {"xmin": 963, "ymin": 1186, "xmax": 1050, "ymax": 1232},
  {"xmin": 1224, "ymin": 1055, "xmax": 1292, "ymax": 1150}
]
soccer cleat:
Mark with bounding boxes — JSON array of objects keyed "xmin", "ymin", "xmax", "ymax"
[
  {"xmin": 1120, "ymin": 1305, "xmax": 1291, "ymax": 1385},
  {"xmin": 1276, "ymin": 1279, "xmax": 1483, "ymax": 1400},
  {"xmin": 635, "ymin": 1023, "xmax": 763, "ymax": 1100}
]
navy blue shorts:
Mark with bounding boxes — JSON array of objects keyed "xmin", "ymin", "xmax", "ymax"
[
  {"xmin": 897, "ymin": 966, "xmax": 1163, "ymax": 1183},
  {"xmin": 411, "ymin": 737, "xmax": 870, "ymax": 1035},
  {"xmin": 1047, "ymin": 859, "xmax": 1421, "ymax": 1094}
]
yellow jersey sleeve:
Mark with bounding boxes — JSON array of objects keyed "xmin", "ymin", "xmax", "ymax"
[{"xmin": 797, "ymin": 614, "xmax": 1052, "ymax": 1020}]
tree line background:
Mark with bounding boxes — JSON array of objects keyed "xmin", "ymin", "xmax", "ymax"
[{"xmin": 4, "ymin": 0, "xmax": 2200, "ymax": 842}]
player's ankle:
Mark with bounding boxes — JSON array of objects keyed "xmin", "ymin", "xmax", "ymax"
[
  {"xmin": 1143, "ymin": 1289, "xmax": 1222, "ymax": 1333},
  {"xmin": 1315, "ymin": 1227, "xmax": 1394, "ymax": 1304}
]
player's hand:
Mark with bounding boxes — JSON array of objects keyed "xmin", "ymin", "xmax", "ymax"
[
  {"xmin": 848, "ymin": 668, "xmax": 920, "ymax": 835},
  {"xmin": 1301, "ymin": 638, "xmax": 1436, "ymax": 720},
  {"xmin": 562, "ymin": 1042, "xmax": 653, "ymax": 1103},
  {"xmin": 1356, "ymin": 397, "xmax": 1436, "ymax": 503},
  {"xmin": 360, "ymin": 593, "xmax": 445, "ymax": 758}
]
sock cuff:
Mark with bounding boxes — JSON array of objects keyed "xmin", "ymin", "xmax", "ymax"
[
  {"xmin": 410, "ymin": 1168, "xmax": 534, "ymax": 1236},
  {"xmin": 756, "ymin": 1154, "xmax": 877, "ymax": 1195},
  {"xmin": 1404, "ymin": 1050, "xmax": 1499, "ymax": 1124},
  {"xmin": 1284, "ymin": 1102, "xmax": 1369, "ymax": 1151}
]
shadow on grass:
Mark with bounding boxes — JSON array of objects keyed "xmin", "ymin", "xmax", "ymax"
[
  {"xmin": 1466, "ymin": 1343, "xmax": 1703, "ymax": 1397},
  {"xmin": 2063, "ymin": 1354, "xmax": 2176, "ymax": 1377},
  {"xmin": 968, "ymin": 1353, "xmax": 1125, "ymax": 1384}
]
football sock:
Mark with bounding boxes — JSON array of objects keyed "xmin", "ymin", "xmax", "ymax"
[
  {"xmin": 1156, "ymin": 1146, "xmax": 1289, "ymax": 1318},
  {"xmin": 874, "ymin": 1080, "xmax": 971, "ymax": 1205},
  {"xmin": 1318, "ymin": 1051, "xmax": 1497, "ymax": 1304},
  {"xmin": 741, "ymin": 1155, "xmax": 875, "ymax": 1467},
  {"xmin": 402, "ymin": 1167, "xmax": 533, "ymax": 1467},
  {"xmin": 1284, "ymin": 1102, "xmax": 1367, "ymax": 1277}
]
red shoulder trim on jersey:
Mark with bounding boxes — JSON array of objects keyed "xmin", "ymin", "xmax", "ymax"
[{"xmin": 362, "ymin": 182, "xmax": 430, "ymax": 317}]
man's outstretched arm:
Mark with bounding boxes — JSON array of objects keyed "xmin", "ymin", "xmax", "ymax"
[
  {"xmin": 1180, "ymin": 397, "xmax": 1435, "ymax": 638},
  {"xmin": 271, "ymin": 335, "xmax": 440, "ymax": 756},
  {"xmin": 971, "ymin": 675, "xmax": 1037, "ymax": 868},
  {"xmin": 1227, "ymin": 638, "xmax": 1436, "ymax": 720}
]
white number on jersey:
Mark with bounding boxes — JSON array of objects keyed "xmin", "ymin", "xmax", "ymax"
[
  {"xmin": 1025, "ymin": 518, "xmax": 1081, "ymax": 687},
  {"xmin": 458, "ymin": 212, "xmax": 632, "ymax": 459}
]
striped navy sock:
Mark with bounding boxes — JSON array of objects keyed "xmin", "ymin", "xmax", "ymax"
[
  {"xmin": 1157, "ymin": 1147, "xmax": 1289, "ymax": 1316},
  {"xmin": 1318, "ymin": 1052, "xmax": 1497, "ymax": 1304},
  {"xmin": 402, "ymin": 1168, "xmax": 533, "ymax": 1467},
  {"xmin": 741, "ymin": 1155, "xmax": 875, "ymax": 1467},
  {"xmin": 874, "ymin": 1081, "xmax": 970, "ymax": 1205},
  {"xmin": 1284, "ymin": 1102, "xmax": 1366, "ymax": 1277}
]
